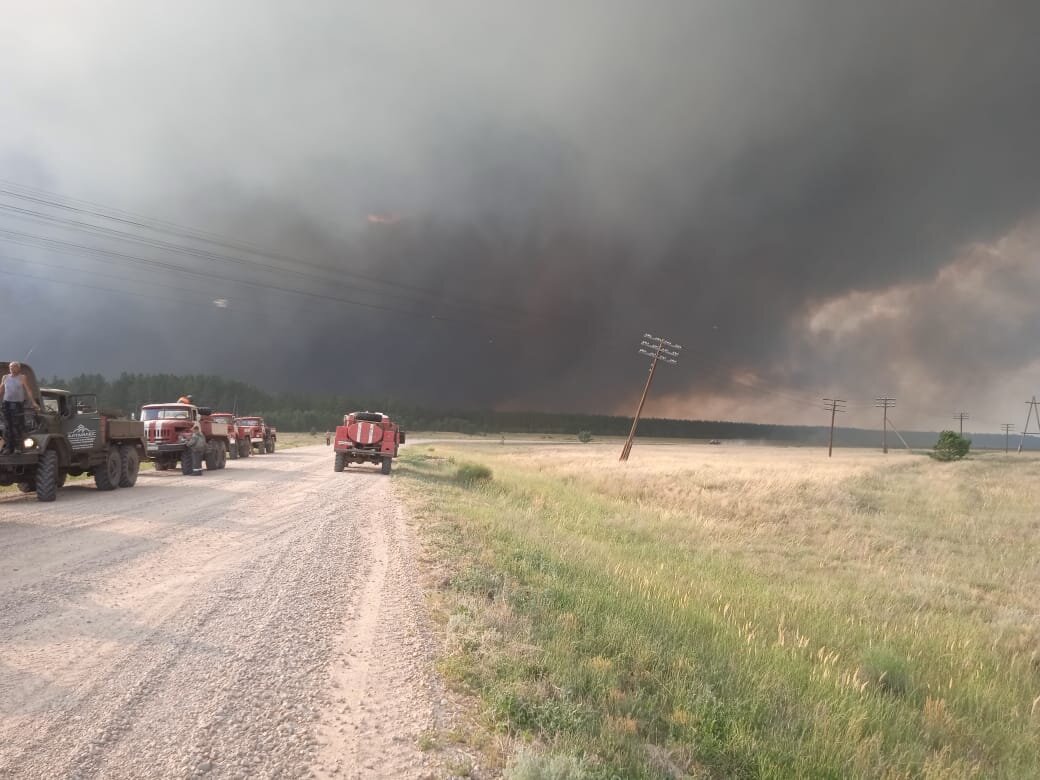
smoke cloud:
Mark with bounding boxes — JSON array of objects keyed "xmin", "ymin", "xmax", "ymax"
[{"xmin": 3, "ymin": 1, "xmax": 1040, "ymax": 429}]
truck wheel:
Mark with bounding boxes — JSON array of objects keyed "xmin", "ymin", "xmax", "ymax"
[
  {"xmin": 334, "ymin": 453, "xmax": 345, "ymax": 472},
  {"xmin": 17, "ymin": 481, "xmax": 36, "ymax": 493},
  {"xmin": 181, "ymin": 454, "xmax": 193, "ymax": 475},
  {"xmin": 240, "ymin": 440, "xmax": 250, "ymax": 458},
  {"xmin": 119, "ymin": 445, "xmax": 140, "ymax": 488},
  {"xmin": 217, "ymin": 446, "xmax": 227, "ymax": 469},
  {"xmin": 267, "ymin": 439, "xmax": 275, "ymax": 454},
  {"xmin": 57, "ymin": 471, "xmax": 67, "ymax": 488},
  {"xmin": 36, "ymin": 449, "xmax": 59, "ymax": 502},
  {"xmin": 381, "ymin": 457, "xmax": 392, "ymax": 475},
  {"xmin": 228, "ymin": 442, "xmax": 239, "ymax": 460},
  {"xmin": 94, "ymin": 448, "xmax": 121, "ymax": 491},
  {"xmin": 204, "ymin": 445, "xmax": 218, "ymax": 471}
]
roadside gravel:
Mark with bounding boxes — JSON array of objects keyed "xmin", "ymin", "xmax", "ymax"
[{"xmin": 0, "ymin": 445, "xmax": 449, "ymax": 779}]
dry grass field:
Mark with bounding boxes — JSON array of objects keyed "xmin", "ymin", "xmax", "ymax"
[{"xmin": 398, "ymin": 441, "xmax": 1040, "ymax": 779}]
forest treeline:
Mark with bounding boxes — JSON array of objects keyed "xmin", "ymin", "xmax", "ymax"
[{"xmin": 38, "ymin": 371, "xmax": 1034, "ymax": 450}]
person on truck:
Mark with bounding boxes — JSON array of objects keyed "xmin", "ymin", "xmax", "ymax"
[
  {"xmin": 184, "ymin": 423, "xmax": 206, "ymax": 476},
  {"xmin": 178, "ymin": 394, "xmax": 193, "ymax": 405},
  {"xmin": 0, "ymin": 362, "xmax": 40, "ymax": 455}
]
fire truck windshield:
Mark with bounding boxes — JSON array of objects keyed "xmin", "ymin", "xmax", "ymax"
[{"xmin": 142, "ymin": 408, "xmax": 192, "ymax": 421}]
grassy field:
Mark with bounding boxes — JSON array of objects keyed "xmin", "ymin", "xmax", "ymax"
[{"xmin": 397, "ymin": 442, "xmax": 1040, "ymax": 779}]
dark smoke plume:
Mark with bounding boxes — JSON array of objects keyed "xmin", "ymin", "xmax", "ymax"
[{"xmin": 3, "ymin": 1, "xmax": 1040, "ymax": 430}]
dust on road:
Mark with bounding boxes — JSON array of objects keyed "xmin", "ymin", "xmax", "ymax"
[{"xmin": 0, "ymin": 445, "xmax": 448, "ymax": 779}]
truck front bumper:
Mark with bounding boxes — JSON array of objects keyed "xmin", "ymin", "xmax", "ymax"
[{"xmin": 146, "ymin": 442, "xmax": 187, "ymax": 455}]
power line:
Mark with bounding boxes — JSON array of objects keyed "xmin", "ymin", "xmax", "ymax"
[
  {"xmin": 1001, "ymin": 423, "xmax": 1014, "ymax": 454},
  {"xmin": 0, "ymin": 226, "xmax": 523, "ymax": 331},
  {"xmin": 875, "ymin": 397, "xmax": 895, "ymax": 453},
  {"xmin": 953, "ymin": 411, "xmax": 969, "ymax": 435},
  {"xmin": 823, "ymin": 398, "xmax": 846, "ymax": 457},
  {"xmin": 0, "ymin": 180, "xmax": 566, "ymax": 323},
  {"xmin": 619, "ymin": 333, "xmax": 682, "ymax": 461}
]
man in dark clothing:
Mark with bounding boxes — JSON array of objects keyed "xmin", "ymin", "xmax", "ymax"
[
  {"xmin": 183, "ymin": 423, "xmax": 207, "ymax": 476},
  {"xmin": 1, "ymin": 362, "xmax": 40, "ymax": 454}
]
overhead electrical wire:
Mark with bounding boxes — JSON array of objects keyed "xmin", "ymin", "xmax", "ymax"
[
  {"xmin": 0, "ymin": 226, "xmax": 524, "ymax": 332},
  {"xmin": 0, "ymin": 179, "xmax": 556, "ymax": 322}
]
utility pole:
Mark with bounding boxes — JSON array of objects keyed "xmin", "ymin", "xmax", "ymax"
[
  {"xmin": 619, "ymin": 333, "xmax": 681, "ymax": 462},
  {"xmin": 875, "ymin": 397, "xmax": 895, "ymax": 453},
  {"xmin": 1017, "ymin": 397, "xmax": 1040, "ymax": 453},
  {"xmin": 1001, "ymin": 423, "xmax": 1014, "ymax": 454},
  {"xmin": 953, "ymin": 411, "xmax": 969, "ymax": 435},
  {"xmin": 823, "ymin": 398, "xmax": 846, "ymax": 457}
]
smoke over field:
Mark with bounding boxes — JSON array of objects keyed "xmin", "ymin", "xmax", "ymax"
[{"xmin": 3, "ymin": 2, "xmax": 1040, "ymax": 429}]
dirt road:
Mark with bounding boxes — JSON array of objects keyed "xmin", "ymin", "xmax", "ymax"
[{"xmin": 0, "ymin": 446, "xmax": 446, "ymax": 779}]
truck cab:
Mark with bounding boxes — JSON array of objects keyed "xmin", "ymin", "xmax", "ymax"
[{"xmin": 141, "ymin": 403, "xmax": 229, "ymax": 472}]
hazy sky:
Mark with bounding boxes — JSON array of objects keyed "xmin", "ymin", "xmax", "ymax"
[{"xmin": 3, "ymin": 1, "xmax": 1040, "ymax": 431}]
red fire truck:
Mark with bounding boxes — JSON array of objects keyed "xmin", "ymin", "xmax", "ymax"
[
  {"xmin": 333, "ymin": 411, "xmax": 405, "ymax": 475},
  {"xmin": 141, "ymin": 403, "xmax": 230, "ymax": 473}
]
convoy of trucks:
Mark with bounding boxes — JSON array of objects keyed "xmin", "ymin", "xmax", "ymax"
[{"xmin": 2, "ymin": 361, "xmax": 407, "ymax": 501}]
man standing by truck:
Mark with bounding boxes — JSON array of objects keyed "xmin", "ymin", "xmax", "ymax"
[
  {"xmin": 183, "ymin": 423, "xmax": 206, "ymax": 476},
  {"xmin": 0, "ymin": 361, "xmax": 40, "ymax": 454}
]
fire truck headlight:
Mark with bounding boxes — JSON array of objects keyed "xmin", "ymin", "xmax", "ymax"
[{"xmin": 23, "ymin": 438, "xmax": 36, "ymax": 449}]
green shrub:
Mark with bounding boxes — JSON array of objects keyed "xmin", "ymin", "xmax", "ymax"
[
  {"xmin": 577, "ymin": 430, "xmax": 593, "ymax": 443},
  {"xmin": 456, "ymin": 462, "xmax": 493, "ymax": 485},
  {"xmin": 859, "ymin": 647, "xmax": 911, "ymax": 696},
  {"xmin": 506, "ymin": 750, "xmax": 590, "ymax": 780},
  {"xmin": 932, "ymin": 430, "xmax": 971, "ymax": 461}
]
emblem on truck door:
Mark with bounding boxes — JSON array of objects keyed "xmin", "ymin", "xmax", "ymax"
[{"xmin": 68, "ymin": 423, "xmax": 97, "ymax": 450}]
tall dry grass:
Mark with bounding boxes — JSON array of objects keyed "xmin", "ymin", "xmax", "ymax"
[{"xmin": 400, "ymin": 443, "xmax": 1040, "ymax": 779}]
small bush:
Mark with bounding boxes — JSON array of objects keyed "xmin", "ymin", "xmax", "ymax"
[
  {"xmin": 859, "ymin": 647, "xmax": 911, "ymax": 696},
  {"xmin": 932, "ymin": 430, "xmax": 971, "ymax": 461},
  {"xmin": 506, "ymin": 750, "xmax": 590, "ymax": 780},
  {"xmin": 456, "ymin": 462, "xmax": 493, "ymax": 485},
  {"xmin": 577, "ymin": 430, "xmax": 593, "ymax": 443}
]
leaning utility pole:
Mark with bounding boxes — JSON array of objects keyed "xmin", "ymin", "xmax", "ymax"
[
  {"xmin": 875, "ymin": 397, "xmax": 895, "ymax": 453},
  {"xmin": 953, "ymin": 411, "xmax": 969, "ymax": 435},
  {"xmin": 619, "ymin": 333, "xmax": 681, "ymax": 462},
  {"xmin": 823, "ymin": 398, "xmax": 846, "ymax": 457},
  {"xmin": 1001, "ymin": 423, "xmax": 1014, "ymax": 454}
]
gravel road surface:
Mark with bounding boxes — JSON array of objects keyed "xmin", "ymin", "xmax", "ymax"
[{"xmin": 0, "ymin": 445, "xmax": 447, "ymax": 779}]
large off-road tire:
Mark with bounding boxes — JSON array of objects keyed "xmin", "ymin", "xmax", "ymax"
[
  {"xmin": 334, "ymin": 452, "xmax": 345, "ymax": 472},
  {"xmin": 17, "ymin": 481, "xmax": 36, "ymax": 493},
  {"xmin": 380, "ymin": 457, "xmax": 392, "ymax": 475},
  {"xmin": 35, "ymin": 449, "xmax": 59, "ymax": 502},
  {"xmin": 266, "ymin": 438, "xmax": 275, "ymax": 454},
  {"xmin": 57, "ymin": 471, "xmax": 67, "ymax": 488},
  {"xmin": 217, "ymin": 446, "xmax": 227, "ymax": 469},
  {"xmin": 228, "ymin": 441, "xmax": 239, "ymax": 460},
  {"xmin": 118, "ymin": 445, "xmax": 140, "ymax": 488},
  {"xmin": 94, "ymin": 448, "xmax": 121, "ymax": 491},
  {"xmin": 204, "ymin": 445, "xmax": 219, "ymax": 471},
  {"xmin": 181, "ymin": 453, "xmax": 194, "ymax": 475},
  {"xmin": 240, "ymin": 440, "xmax": 250, "ymax": 458}
]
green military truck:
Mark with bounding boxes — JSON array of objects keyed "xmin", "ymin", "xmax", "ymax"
[{"xmin": 0, "ymin": 362, "xmax": 146, "ymax": 502}]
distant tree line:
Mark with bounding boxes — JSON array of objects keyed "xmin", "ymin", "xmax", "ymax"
[{"xmin": 37, "ymin": 371, "xmax": 1039, "ymax": 450}]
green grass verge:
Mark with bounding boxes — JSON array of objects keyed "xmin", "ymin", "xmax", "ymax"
[{"xmin": 396, "ymin": 447, "xmax": 1040, "ymax": 779}]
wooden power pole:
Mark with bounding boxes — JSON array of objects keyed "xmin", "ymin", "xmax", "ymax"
[
  {"xmin": 619, "ymin": 333, "xmax": 681, "ymax": 462},
  {"xmin": 875, "ymin": 397, "xmax": 895, "ymax": 453},
  {"xmin": 953, "ymin": 411, "xmax": 969, "ymax": 435},
  {"xmin": 1001, "ymin": 423, "xmax": 1014, "ymax": 454},
  {"xmin": 823, "ymin": 398, "xmax": 846, "ymax": 457}
]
